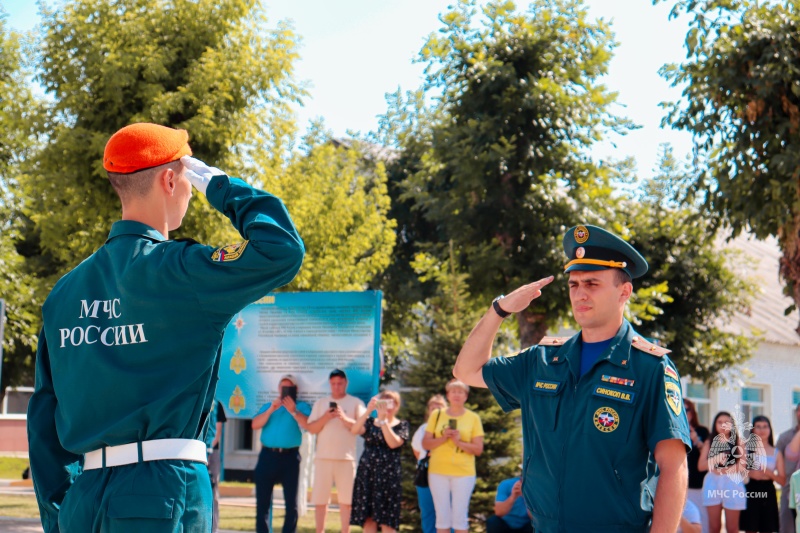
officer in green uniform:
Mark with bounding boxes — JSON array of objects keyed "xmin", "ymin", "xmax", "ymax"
[
  {"xmin": 454, "ymin": 225, "xmax": 691, "ymax": 533},
  {"xmin": 27, "ymin": 123, "xmax": 305, "ymax": 533}
]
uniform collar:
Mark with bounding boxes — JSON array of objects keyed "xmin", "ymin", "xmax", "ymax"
[
  {"xmin": 546, "ymin": 319, "xmax": 635, "ymax": 373},
  {"xmin": 107, "ymin": 220, "xmax": 167, "ymax": 243}
]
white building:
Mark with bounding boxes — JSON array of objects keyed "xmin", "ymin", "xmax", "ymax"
[{"xmin": 683, "ymin": 235, "xmax": 800, "ymax": 435}]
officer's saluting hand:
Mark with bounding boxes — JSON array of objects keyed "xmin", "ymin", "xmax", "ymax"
[{"xmin": 454, "ymin": 224, "xmax": 691, "ymax": 533}]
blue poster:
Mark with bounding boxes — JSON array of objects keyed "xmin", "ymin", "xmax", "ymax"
[{"xmin": 217, "ymin": 291, "xmax": 382, "ymax": 418}]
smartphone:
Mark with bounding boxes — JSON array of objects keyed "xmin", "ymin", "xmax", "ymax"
[
  {"xmin": 376, "ymin": 399, "xmax": 388, "ymax": 409},
  {"xmin": 281, "ymin": 385, "xmax": 297, "ymax": 401},
  {"xmin": 329, "ymin": 401, "xmax": 338, "ymax": 410},
  {"xmin": 448, "ymin": 419, "xmax": 458, "ymax": 430}
]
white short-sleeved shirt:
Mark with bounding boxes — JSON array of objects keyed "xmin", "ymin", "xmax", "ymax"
[
  {"xmin": 308, "ymin": 394, "xmax": 365, "ymax": 461},
  {"xmin": 411, "ymin": 423, "xmax": 428, "ymax": 462}
]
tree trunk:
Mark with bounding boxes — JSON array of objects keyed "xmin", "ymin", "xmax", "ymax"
[
  {"xmin": 778, "ymin": 212, "xmax": 800, "ymax": 336},
  {"xmin": 517, "ymin": 308, "xmax": 550, "ymax": 349}
]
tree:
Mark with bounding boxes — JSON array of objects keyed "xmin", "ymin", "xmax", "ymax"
[
  {"xmin": 622, "ymin": 145, "xmax": 757, "ymax": 383},
  {"xmin": 398, "ymin": 0, "xmax": 634, "ymax": 347},
  {"xmin": 399, "ymin": 244, "xmax": 521, "ymax": 528},
  {"xmin": 659, "ymin": 0, "xmax": 800, "ymax": 333},
  {"xmin": 0, "ymin": 13, "xmax": 45, "ymax": 392}
]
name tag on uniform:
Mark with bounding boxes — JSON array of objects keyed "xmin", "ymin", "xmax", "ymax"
[
  {"xmin": 532, "ymin": 380, "xmax": 562, "ymax": 394},
  {"xmin": 593, "ymin": 385, "xmax": 635, "ymax": 404}
]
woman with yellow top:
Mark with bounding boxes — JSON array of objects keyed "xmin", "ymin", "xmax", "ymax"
[{"xmin": 422, "ymin": 379, "xmax": 484, "ymax": 533}]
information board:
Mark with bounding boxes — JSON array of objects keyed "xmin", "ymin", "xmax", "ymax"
[{"xmin": 217, "ymin": 291, "xmax": 382, "ymax": 418}]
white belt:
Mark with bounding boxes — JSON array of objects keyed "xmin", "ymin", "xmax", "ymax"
[{"xmin": 83, "ymin": 439, "xmax": 208, "ymax": 470}]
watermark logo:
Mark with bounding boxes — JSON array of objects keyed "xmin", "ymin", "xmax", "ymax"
[{"xmin": 708, "ymin": 405, "xmax": 767, "ymax": 484}]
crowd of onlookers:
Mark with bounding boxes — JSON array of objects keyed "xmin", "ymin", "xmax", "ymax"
[
  {"xmin": 682, "ymin": 399, "xmax": 800, "ymax": 533},
  {"xmin": 221, "ymin": 374, "xmax": 800, "ymax": 533}
]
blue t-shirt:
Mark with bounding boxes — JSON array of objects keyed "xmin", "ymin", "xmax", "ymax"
[
  {"xmin": 496, "ymin": 477, "xmax": 530, "ymax": 529},
  {"xmin": 256, "ymin": 401, "xmax": 311, "ymax": 448},
  {"xmin": 579, "ymin": 338, "xmax": 612, "ymax": 378}
]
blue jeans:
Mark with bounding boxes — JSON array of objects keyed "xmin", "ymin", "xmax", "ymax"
[
  {"xmin": 417, "ymin": 485, "xmax": 436, "ymax": 533},
  {"xmin": 255, "ymin": 447, "xmax": 301, "ymax": 533}
]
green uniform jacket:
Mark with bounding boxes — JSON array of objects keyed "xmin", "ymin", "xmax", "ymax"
[
  {"xmin": 27, "ymin": 174, "xmax": 304, "ymax": 532},
  {"xmin": 483, "ymin": 320, "xmax": 690, "ymax": 533}
]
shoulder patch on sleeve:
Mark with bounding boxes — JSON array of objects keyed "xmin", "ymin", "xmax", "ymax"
[
  {"xmin": 539, "ymin": 336, "xmax": 570, "ymax": 346},
  {"xmin": 211, "ymin": 241, "xmax": 249, "ymax": 262},
  {"xmin": 631, "ymin": 336, "xmax": 671, "ymax": 357}
]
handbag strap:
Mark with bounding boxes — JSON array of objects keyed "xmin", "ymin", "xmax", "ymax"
[{"xmin": 434, "ymin": 408, "xmax": 442, "ymax": 437}]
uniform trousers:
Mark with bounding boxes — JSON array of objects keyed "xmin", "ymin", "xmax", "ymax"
[
  {"xmin": 58, "ymin": 460, "xmax": 211, "ymax": 532},
  {"xmin": 207, "ymin": 449, "xmax": 221, "ymax": 533},
  {"xmin": 254, "ymin": 447, "xmax": 301, "ymax": 533}
]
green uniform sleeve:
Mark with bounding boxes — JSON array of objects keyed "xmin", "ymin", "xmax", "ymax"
[
  {"xmin": 644, "ymin": 358, "xmax": 691, "ymax": 452},
  {"xmin": 482, "ymin": 350, "xmax": 530, "ymax": 412},
  {"xmin": 27, "ymin": 330, "xmax": 83, "ymax": 533},
  {"xmin": 183, "ymin": 174, "xmax": 305, "ymax": 326}
]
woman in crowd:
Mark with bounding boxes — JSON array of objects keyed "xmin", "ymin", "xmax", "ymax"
[
  {"xmin": 423, "ymin": 379, "xmax": 484, "ymax": 533},
  {"xmin": 739, "ymin": 415, "xmax": 785, "ymax": 533},
  {"xmin": 412, "ymin": 394, "xmax": 449, "ymax": 533},
  {"xmin": 350, "ymin": 390, "xmax": 409, "ymax": 533},
  {"xmin": 699, "ymin": 411, "xmax": 746, "ymax": 533},
  {"xmin": 684, "ymin": 398, "xmax": 711, "ymax": 533}
]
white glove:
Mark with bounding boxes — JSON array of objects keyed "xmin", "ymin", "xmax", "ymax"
[{"xmin": 180, "ymin": 156, "xmax": 225, "ymax": 196}]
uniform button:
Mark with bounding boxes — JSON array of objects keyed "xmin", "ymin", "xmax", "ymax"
[{"xmin": 632, "ymin": 336, "xmax": 639, "ymax": 342}]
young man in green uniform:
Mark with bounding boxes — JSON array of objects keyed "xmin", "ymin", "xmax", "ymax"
[
  {"xmin": 27, "ymin": 123, "xmax": 305, "ymax": 533},
  {"xmin": 454, "ymin": 224, "xmax": 691, "ymax": 533}
]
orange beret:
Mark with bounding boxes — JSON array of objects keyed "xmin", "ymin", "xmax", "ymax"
[{"xmin": 103, "ymin": 123, "xmax": 192, "ymax": 174}]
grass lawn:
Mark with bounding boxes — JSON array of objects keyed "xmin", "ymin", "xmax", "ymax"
[
  {"xmin": 221, "ymin": 506, "xmax": 363, "ymax": 532},
  {"xmin": 0, "ymin": 457, "xmax": 29, "ymax": 480},
  {"xmin": 0, "ymin": 494, "xmax": 39, "ymax": 519}
]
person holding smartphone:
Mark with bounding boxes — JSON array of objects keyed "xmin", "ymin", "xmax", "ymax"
[
  {"xmin": 422, "ymin": 379, "xmax": 484, "ymax": 533},
  {"xmin": 252, "ymin": 375, "xmax": 311, "ymax": 533},
  {"xmin": 350, "ymin": 391, "xmax": 409, "ymax": 532},
  {"xmin": 306, "ymin": 369, "xmax": 366, "ymax": 533}
]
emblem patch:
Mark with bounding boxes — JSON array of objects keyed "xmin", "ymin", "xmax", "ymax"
[
  {"xmin": 665, "ymin": 381, "xmax": 682, "ymax": 416},
  {"xmin": 593, "ymin": 406, "xmax": 620, "ymax": 433},
  {"xmin": 230, "ymin": 347, "xmax": 246, "ymax": 375},
  {"xmin": 601, "ymin": 375, "xmax": 635, "ymax": 387},
  {"xmin": 211, "ymin": 240, "xmax": 249, "ymax": 262},
  {"xmin": 533, "ymin": 380, "xmax": 562, "ymax": 394},
  {"xmin": 593, "ymin": 385, "xmax": 635, "ymax": 404},
  {"xmin": 576, "ymin": 246, "xmax": 586, "ymax": 259},
  {"xmin": 574, "ymin": 225, "xmax": 590, "ymax": 244},
  {"xmin": 229, "ymin": 385, "xmax": 246, "ymax": 414},
  {"xmin": 664, "ymin": 366, "xmax": 679, "ymax": 381}
]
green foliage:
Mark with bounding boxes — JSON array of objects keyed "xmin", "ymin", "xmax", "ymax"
[
  {"xmin": 661, "ymin": 0, "xmax": 800, "ymax": 329},
  {"xmin": 624, "ymin": 144, "xmax": 757, "ymax": 383},
  {"xmin": 0, "ymin": 14, "xmax": 45, "ymax": 391},
  {"xmin": 399, "ymin": 245, "xmax": 521, "ymax": 529},
  {"xmin": 394, "ymin": 0, "xmax": 635, "ymax": 346},
  {"xmin": 254, "ymin": 129, "xmax": 397, "ymax": 293}
]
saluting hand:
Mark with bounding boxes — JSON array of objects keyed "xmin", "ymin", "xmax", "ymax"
[
  {"xmin": 499, "ymin": 276, "xmax": 555, "ymax": 314},
  {"xmin": 180, "ymin": 156, "xmax": 225, "ymax": 196}
]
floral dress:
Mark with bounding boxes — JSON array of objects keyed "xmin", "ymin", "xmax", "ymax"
[{"xmin": 350, "ymin": 417, "xmax": 410, "ymax": 528}]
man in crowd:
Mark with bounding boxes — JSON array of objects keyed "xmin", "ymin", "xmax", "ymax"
[
  {"xmin": 487, "ymin": 476, "xmax": 532, "ymax": 533},
  {"xmin": 306, "ymin": 369, "xmax": 366, "ymax": 533},
  {"xmin": 252, "ymin": 375, "xmax": 311, "ymax": 533},
  {"xmin": 778, "ymin": 404, "xmax": 800, "ymax": 533},
  {"xmin": 27, "ymin": 123, "xmax": 304, "ymax": 532},
  {"xmin": 454, "ymin": 224, "xmax": 690, "ymax": 533}
]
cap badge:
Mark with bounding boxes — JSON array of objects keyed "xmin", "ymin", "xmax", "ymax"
[
  {"xmin": 574, "ymin": 225, "xmax": 589, "ymax": 244},
  {"xmin": 576, "ymin": 247, "xmax": 585, "ymax": 259}
]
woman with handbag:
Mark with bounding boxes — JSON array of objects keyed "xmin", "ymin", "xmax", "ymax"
[
  {"xmin": 423, "ymin": 379, "xmax": 484, "ymax": 533},
  {"xmin": 412, "ymin": 395, "xmax": 448, "ymax": 533}
]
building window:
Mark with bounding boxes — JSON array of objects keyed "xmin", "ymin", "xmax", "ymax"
[
  {"xmin": 685, "ymin": 382, "xmax": 711, "ymax": 429},
  {"xmin": 230, "ymin": 419, "xmax": 254, "ymax": 451},
  {"xmin": 741, "ymin": 386, "xmax": 766, "ymax": 422}
]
